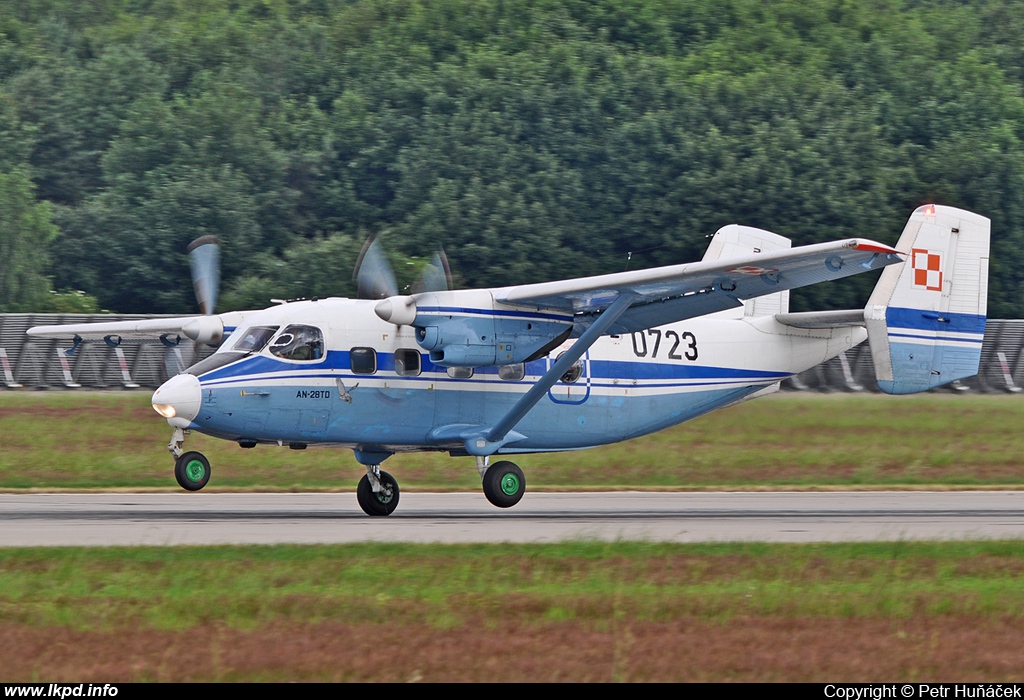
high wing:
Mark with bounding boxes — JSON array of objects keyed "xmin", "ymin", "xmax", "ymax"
[
  {"xmin": 495, "ymin": 238, "xmax": 902, "ymax": 334},
  {"xmin": 415, "ymin": 235, "xmax": 905, "ymax": 455},
  {"xmin": 26, "ymin": 311, "xmax": 251, "ymax": 346}
]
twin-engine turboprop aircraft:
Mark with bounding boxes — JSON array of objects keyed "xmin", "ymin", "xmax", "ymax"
[{"xmin": 29, "ymin": 205, "xmax": 989, "ymax": 515}]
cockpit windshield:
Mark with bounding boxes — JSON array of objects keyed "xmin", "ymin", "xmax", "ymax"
[{"xmin": 231, "ymin": 326, "xmax": 279, "ymax": 353}]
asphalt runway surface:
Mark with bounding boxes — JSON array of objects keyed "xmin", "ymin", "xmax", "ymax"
[{"xmin": 1, "ymin": 491, "xmax": 1023, "ymax": 546}]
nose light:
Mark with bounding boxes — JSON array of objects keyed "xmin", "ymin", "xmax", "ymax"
[
  {"xmin": 153, "ymin": 403, "xmax": 176, "ymax": 418},
  {"xmin": 151, "ymin": 373, "xmax": 202, "ymax": 427}
]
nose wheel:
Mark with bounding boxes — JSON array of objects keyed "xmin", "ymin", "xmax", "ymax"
[
  {"xmin": 174, "ymin": 451, "xmax": 211, "ymax": 491},
  {"xmin": 482, "ymin": 460, "xmax": 526, "ymax": 508}
]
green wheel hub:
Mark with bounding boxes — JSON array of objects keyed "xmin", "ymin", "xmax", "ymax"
[
  {"xmin": 482, "ymin": 461, "xmax": 524, "ymax": 508},
  {"xmin": 500, "ymin": 472, "xmax": 521, "ymax": 496},
  {"xmin": 184, "ymin": 459, "xmax": 206, "ymax": 483}
]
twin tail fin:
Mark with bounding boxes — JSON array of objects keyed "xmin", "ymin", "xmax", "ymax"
[{"xmin": 865, "ymin": 204, "xmax": 989, "ymax": 394}]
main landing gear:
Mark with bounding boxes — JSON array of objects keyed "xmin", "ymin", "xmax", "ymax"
[
  {"xmin": 168, "ymin": 428, "xmax": 211, "ymax": 492},
  {"xmin": 351, "ymin": 455, "xmax": 527, "ymax": 517},
  {"xmin": 356, "ymin": 465, "xmax": 400, "ymax": 516},
  {"xmin": 477, "ymin": 457, "xmax": 526, "ymax": 508}
]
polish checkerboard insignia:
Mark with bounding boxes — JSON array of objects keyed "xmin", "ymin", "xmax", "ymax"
[{"xmin": 911, "ymin": 248, "xmax": 943, "ymax": 291}]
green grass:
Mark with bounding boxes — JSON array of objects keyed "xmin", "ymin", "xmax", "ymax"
[
  {"xmin": 2, "ymin": 541, "xmax": 1023, "ymax": 630},
  {"xmin": 2, "ymin": 391, "xmax": 1024, "ymax": 489}
]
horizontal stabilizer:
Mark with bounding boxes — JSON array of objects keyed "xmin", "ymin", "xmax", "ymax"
[{"xmin": 775, "ymin": 309, "xmax": 866, "ymax": 329}]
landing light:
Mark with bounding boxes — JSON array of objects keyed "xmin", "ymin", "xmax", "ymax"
[
  {"xmin": 923, "ymin": 204, "xmax": 936, "ymax": 216},
  {"xmin": 153, "ymin": 403, "xmax": 176, "ymax": 418}
]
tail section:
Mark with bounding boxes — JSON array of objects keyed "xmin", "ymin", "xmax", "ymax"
[
  {"xmin": 702, "ymin": 224, "xmax": 792, "ymax": 316},
  {"xmin": 865, "ymin": 204, "xmax": 989, "ymax": 394}
]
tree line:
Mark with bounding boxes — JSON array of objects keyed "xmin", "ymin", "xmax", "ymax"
[{"xmin": 2, "ymin": 0, "xmax": 1024, "ymax": 317}]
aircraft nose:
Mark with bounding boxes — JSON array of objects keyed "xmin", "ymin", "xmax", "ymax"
[{"xmin": 152, "ymin": 373, "xmax": 202, "ymax": 427}]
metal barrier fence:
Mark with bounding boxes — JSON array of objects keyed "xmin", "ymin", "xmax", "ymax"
[
  {"xmin": 0, "ymin": 314, "xmax": 215, "ymax": 390},
  {"xmin": 1, "ymin": 313, "xmax": 1022, "ymax": 393}
]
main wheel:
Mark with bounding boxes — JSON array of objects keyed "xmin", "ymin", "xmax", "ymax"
[
  {"xmin": 482, "ymin": 461, "xmax": 526, "ymax": 508},
  {"xmin": 356, "ymin": 470, "xmax": 400, "ymax": 516},
  {"xmin": 174, "ymin": 451, "xmax": 211, "ymax": 491}
]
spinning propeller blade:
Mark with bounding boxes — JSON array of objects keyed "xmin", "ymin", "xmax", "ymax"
[
  {"xmin": 412, "ymin": 248, "xmax": 453, "ymax": 294},
  {"xmin": 187, "ymin": 236, "xmax": 220, "ymax": 315},
  {"xmin": 353, "ymin": 235, "xmax": 399, "ymax": 300}
]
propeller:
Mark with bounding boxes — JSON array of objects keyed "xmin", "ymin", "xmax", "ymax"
[
  {"xmin": 187, "ymin": 235, "xmax": 221, "ymax": 315},
  {"xmin": 355, "ymin": 236, "xmax": 454, "ymax": 325},
  {"xmin": 353, "ymin": 234, "xmax": 399, "ymax": 300},
  {"xmin": 412, "ymin": 248, "xmax": 453, "ymax": 295},
  {"xmin": 166, "ymin": 236, "xmax": 222, "ymax": 376}
]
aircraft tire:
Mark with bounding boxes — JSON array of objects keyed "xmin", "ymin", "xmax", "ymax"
[
  {"xmin": 174, "ymin": 451, "xmax": 211, "ymax": 491},
  {"xmin": 482, "ymin": 461, "xmax": 526, "ymax": 508},
  {"xmin": 357, "ymin": 470, "xmax": 400, "ymax": 516}
]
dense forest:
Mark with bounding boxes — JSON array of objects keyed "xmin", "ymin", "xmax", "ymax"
[{"xmin": 2, "ymin": 0, "xmax": 1024, "ymax": 316}]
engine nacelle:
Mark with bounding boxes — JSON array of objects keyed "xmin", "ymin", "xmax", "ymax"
[
  {"xmin": 411, "ymin": 290, "xmax": 572, "ymax": 367},
  {"xmin": 182, "ymin": 316, "xmax": 224, "ymax": 345}
]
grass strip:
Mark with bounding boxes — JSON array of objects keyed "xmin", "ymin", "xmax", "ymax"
[{"xmin": 2, "ymin": 541, "xmax": 1024, "ymax": 630}]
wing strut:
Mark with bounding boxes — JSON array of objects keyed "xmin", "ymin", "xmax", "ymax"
[{"xmin": 465, "ymin": 292, "xmax": 637, "ymax": 456}]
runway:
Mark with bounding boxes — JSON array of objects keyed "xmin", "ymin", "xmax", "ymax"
[{"xmin": 1, "ymin": 491, "xmax": 1024, "ymax": 546}]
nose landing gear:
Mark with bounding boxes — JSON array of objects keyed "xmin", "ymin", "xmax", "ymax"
[
  {"xmin": 174, "ymin": 451, "xmax": 211, "ymax": 491},
  {"xmin": 168, "ymin": 427, "xmax": 211, "ymax": 491}
]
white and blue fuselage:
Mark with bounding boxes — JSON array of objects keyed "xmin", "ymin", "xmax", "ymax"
[{"xmin": 155, "ymin": 297, "xmax": 864, "ymax": 456}]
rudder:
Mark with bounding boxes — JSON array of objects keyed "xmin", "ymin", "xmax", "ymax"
[{"xmin": 865, "ymin": 204, "xmax": 989, "ymax": 394}]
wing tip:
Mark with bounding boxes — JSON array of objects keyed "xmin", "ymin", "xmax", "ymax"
[{"xmin": 851, "ymin": 240, "xmax": 903, "ymax": 256}]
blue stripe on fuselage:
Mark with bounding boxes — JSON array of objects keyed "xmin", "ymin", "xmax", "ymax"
[{"xmin": 195, "ymin": 349, "xmax": 790, "ymax": 386}]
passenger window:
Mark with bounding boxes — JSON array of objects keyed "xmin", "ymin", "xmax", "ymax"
[
  {"xmin": 556, "ymin": 352, "xmax": 583, "ymax": 384},
  {"xmin": 269, "ymin": 325, "xmax": 324, "ymax": 361},
  {"xmin": 498, "ymin": 364, "xmax": 525, "ymax": 381},
  {"xmin": 447, "ymin": 367, "xmax": 474, "ymax": 379},
  {"xmin": 350, "ymin": 347, "xmax": 377, "ymax": 375},
  {"xmin": 394, "ymin": 349, "xmax": 421, "ymax": 377}
]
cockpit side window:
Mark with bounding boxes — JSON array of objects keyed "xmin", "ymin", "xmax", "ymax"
[
  {"xmin": 269, "ymin": 325, "xmax": 324, "ymax": 362},
  {"xmin": 232, "ymin": 326, "xmax": 279, "ymax": 353}
]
